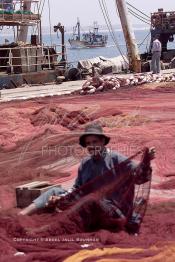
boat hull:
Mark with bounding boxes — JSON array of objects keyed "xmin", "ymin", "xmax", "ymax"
[{"xmin": 68, "ymin": 39, "xmax": 106, "ymax": 49}]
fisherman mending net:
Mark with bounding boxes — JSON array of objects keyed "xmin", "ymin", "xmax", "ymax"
[{"xmin": 20, "ymin": 123, "xmax": 155, "ymax": 235}]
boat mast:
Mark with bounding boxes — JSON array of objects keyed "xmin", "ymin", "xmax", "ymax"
[
  {"xmin": 115, "ymin": 0, "xmax": 141, "ymax": 73},
  {"xmin": 77, "ymin": 18, "xmax": 80, "ymax": 40},
  {"xmin": 93, "ymin": 21, "xmax": 98, "ymax": 35},
  {"xmin": 18, "ymin": 0, "xmax": 32, "ymax": 42}
]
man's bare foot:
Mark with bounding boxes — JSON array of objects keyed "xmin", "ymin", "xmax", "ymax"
[{"xmin": 18, "ymin": 204, "xmax": 37, "ymax": 216}]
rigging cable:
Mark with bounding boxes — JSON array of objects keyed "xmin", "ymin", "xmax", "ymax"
[
  {"xmin": 127, "ymin": 8, "xmax": 150, "ymax": 23},
  {"xmin": 126, "ymin": 2, "xmax": 150, "ymax": 19},
  {"xmin": 128, "ymin": 8, "xmax": 151, "ymax": 25},
  {"xmin": 40, "ymin": 0, "xmax": 46, "ymax": 16},
  {"xmin": 98, "ymin": 0, "xmax": 129, "ymax": 64},
  {"xmin": 102, "ymin": 0, "xmax": 118, "ymax": 39},
  {"xmin": 145, "ymin": 31, "xmax": 151, "ymax": 54},
  {"xmin": 117, "ymin": 1, "xmax": 151, "ymax": 53},
  {"xmin": 33, "ymin": 0, "xmax": 46, "ymax": 35},
  {"xmin": 31, "ymin": 0, "xmax": 39, "ymax": 34},
  {"xmin": 101, "ymin": 0, "xmax": 128, "ymax": 63},
  {"xmin": 48, "ymin": 0, "xmax": 53, "ymax": 46},
  {"xmin": 138, "ymin": 31, "xmax": 151, "ymax": 48},
  {"xmin": 115, "ymin": 1, "xmax": 151, "ymax": 25},
  {"xmin": 38, "ymin": 0, "xmax": 43, "ymax": 12},
  {"xmin": 99, "ymin": 1, "xmax": 120, "ymax": 50},
  {"xmin": 127, "ymin": 7, "xmax": 151, "ymax": 53}
]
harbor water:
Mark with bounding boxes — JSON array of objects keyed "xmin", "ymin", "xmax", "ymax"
[{"xmin": 43, "ymin": 29, "xmax": 151, "ymax": 66}]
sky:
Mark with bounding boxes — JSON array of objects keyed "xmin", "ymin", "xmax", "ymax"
[{"xmin": 41, "ymin": 0, "xmax": 175, "ymax": 27}]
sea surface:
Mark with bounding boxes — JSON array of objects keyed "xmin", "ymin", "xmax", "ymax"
[{"xmin": 42, "ymin": 29, "xmax": 151, "ymax": 66}]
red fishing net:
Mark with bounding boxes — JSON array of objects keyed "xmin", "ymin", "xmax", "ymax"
[{"xmin": 0, "ymin": 85, "xmax": 175, "ymax": 261}]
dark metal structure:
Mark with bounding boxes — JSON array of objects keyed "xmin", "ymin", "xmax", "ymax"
[
  {"xmin": 150, "ymin": 9, "xmax": 175, "ymax": 62},
  {"xmin": 140, "ymin": 8, "xmax": 175, "ymax": 71}
]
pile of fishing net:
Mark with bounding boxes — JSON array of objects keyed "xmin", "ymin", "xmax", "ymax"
[{"xmin": 30, "ymin": 106, "xmax": 91, "ymax": 130}]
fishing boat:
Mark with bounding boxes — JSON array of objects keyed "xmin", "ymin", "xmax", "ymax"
[
  {"xmin": 0, "ymin": 0, "xmax": 68, "ymax": 88},
  {"xmin": 68, "ymin": 19, "xmax": 108, "ymax": 48}
]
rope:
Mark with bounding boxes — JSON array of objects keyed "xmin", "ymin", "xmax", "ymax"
[
  {"xmin": 47, "ymin": 0, "xmax": 53, "ymax": 46},
  {"xmin": 98, "ymin": 0, "xmax": 129, "ymax": 65},
  {"xmin": 126, "ymin": 2, "xmax": 150, "ymax": 19},
  {"xmin": 145, "ymin": 31, "xmax": 151, "ymax": 53},
  {"xmin": 127, "ymin": 8, "xmax": 150, "ymax": 23},
  {"xmin": 99, "ymin": 0, "xmax": 119, "ymax": 44},
  {"xmin": 33, "ymin": 0, "xmax": 46, "ymax": 36},
  {"xmin": 102, "ymin": 0, "xmax": 128, "ymax": 61},
  {"xmin": 38, "ymin": 0, "xmax": 43, "ymax": 12},
  {"xmin": 40, "ymin": 0, "xmax": 46, "ymax": 16},
  {"xmin": 31, "ymin": 0, "xmax": 37, "ymax": 35},
  {"xmin": 138, "ymin": 31, "xmax": 151, "ymax": 48},
  {"xmin": 128, "ymin": 9, "xmax": 151, "ymax": 26}
]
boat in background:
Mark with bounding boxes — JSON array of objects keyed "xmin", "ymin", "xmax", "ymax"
[{"xmin": 68, "ymin": 18, "xmax": 108, "ymax": 48}]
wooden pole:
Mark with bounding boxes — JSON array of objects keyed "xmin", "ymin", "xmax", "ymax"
[{"xmin": 115, "ymin": 0, "xmax": 141, "ymax": 73}]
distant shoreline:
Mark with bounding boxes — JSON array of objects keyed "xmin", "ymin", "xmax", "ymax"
[{"xmin": 1, "ymin": 26, "xmax": 149, "ymax": 36}]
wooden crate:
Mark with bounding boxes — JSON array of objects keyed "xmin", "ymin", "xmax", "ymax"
[{"xmin": 16, "ymin": 181, "xmax": 61, "ymax": 208}]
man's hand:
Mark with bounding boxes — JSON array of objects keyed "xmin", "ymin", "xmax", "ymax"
[
  {"xmin": 45, "ymin": 195, "xmax": 61, "ymax": 208},
  {"xmin": 135, "ymin": 147, "xmax": 155, "ymax": 184},
  {"xmin": 147, "ymin": 147, "xmax": 156, "ymax": 161}
]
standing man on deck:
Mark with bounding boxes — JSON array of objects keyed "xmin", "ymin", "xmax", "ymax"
[{"xmin": 151, "ymin": 35, "xmax": 162, "ymax": 74}]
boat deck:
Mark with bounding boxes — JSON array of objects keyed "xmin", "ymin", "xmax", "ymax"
[{"xmin": 0, "ymin": 13, "xmax": 40, "ymax": 26}]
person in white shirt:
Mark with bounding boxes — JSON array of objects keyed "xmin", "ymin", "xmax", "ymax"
[{"xmin": 151, "ymin": 35, "xmax": 162, "ymax": 74}]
